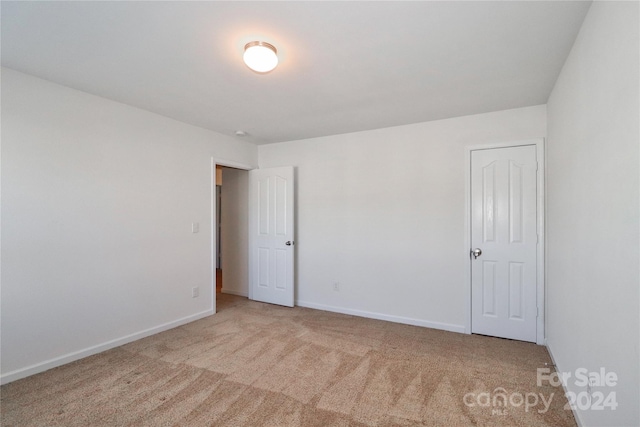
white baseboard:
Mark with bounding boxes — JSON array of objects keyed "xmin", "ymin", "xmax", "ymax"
[
  {"xmin": 545, "ymin": 342, "xmax": 584, "ymax": 427},
  {"xmin": 221, "ymin": 289, "xmax": 248, "ymax": 297},
  {"xmin": 295, "ymin": 300, "xmax": 466, "ymax": 334},
  {"xmin": 0, "ymin": 309, "xmax": 214, "ymax": 385}
]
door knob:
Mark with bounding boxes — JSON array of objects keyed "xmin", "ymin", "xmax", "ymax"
[
  {"xmin": 471, "ymin": 248, "xmax": 482, "ymax": 259},
  {"xmin": 285, "ymin": 241, "xmax": 294, "ymax": 246}
]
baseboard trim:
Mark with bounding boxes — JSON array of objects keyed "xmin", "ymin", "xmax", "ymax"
[
  {"xmin": 221, "ymin": 289, "xmax": 248, "ymax": 297},
  {"xmin": 0, "ymin": 309, "xmax": 214, "ymax": 385},
  {"xmin": 546, "ymin": 342, "xmax": 584, "ymax": 427},
  {"xmin": 296, "ymin": 300, "xmax": 466, "ymax": 334}
]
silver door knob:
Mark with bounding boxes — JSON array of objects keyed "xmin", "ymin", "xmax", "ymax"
[
  {"xmin": 471, "ymin": 248, "xmax": 482, "ymax": 259},
  {"xmin": 285, "ymin": 241, "xmax": 294, "ymax": 246}
]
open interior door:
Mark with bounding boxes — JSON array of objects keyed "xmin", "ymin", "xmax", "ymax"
[{"xmin": 249, "ymin": 167, "xmax": 295, "ymax": 307}]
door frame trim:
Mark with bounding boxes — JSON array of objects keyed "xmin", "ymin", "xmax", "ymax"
[
  {"xmin": 210, "ymin": 158, "xmax": 254, "ymax": 314},
  {"xmin": 463, "ymin": 139, "xmax": 546, "ymax": 345}
]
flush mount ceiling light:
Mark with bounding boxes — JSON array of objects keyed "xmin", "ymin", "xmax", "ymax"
[{"xmin": 243, "ymin": 41, "xmax": 278, "ymax": 73}]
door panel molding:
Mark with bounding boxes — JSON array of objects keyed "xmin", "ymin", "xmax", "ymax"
[{"xmin": 464, "ymin": 139, "xmax": 545, "ymax": 344}]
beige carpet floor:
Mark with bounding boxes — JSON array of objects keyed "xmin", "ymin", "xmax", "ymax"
[{"xmin": 1, "ymin": 294, "xmax": 576, "ymax": 426}]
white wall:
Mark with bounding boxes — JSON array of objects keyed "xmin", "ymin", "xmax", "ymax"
[
  {"xmin": 0, "ymin": 68, "xmax": 257, "ymax": 383},
  {"xmin": 546, "ymin": 2, "xmax": 639, "ymax": 426},
  {"xmin": 259, "ymin": 105, "xmax": 546, "ymax": 331},
  {"xmin": 220, "ymin": 167, "xmax": 249, "ymax": 297}
]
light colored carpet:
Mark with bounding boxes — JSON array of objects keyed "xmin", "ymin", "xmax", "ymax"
[{"xmin": 1, "ymin": 294, "xmax": 576, "ymax": 426}]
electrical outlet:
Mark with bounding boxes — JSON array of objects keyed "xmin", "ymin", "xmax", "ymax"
[
  {"xmin": 192, "ymin": 222, "xmax": 199, "ymax": 233},
  {"xmin": 333, "ymin": 282, "xmax": 340, "ymax": 291},
  {"xmin": 192, "ymin": 286, "xmax": 199, "ymax": 298}
]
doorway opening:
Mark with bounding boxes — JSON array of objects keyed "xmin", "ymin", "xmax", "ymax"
[
  {"xmin": 215, "ymin": 166, "xmax": 222, "ymax": 294},
  {"xmin": 211, "ymin": 159, "xmax": 252, "ymax": 313}
]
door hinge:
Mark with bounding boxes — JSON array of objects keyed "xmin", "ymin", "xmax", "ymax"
[
  {"xmin": 536, "ymin": 161, "xmax": 539, "ymax": 171},
  {"xmin": 536, "ymin": 307, "xmax": 540, "ymax": 318}
]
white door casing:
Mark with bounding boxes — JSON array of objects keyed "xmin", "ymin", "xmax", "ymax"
[
  {"xmin": 470, "ymin": 145, "xmax": 538, "ymax": 342},
  {"xmin": 249, "ymin": 167, "xmax": 295, "ymax": 307}
]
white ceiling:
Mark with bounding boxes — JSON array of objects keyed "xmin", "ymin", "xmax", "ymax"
[{"xmin": 1, "ymin": 1, "xmax": 591, "ymax": 145}]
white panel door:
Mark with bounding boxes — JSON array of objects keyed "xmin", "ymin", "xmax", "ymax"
[
  {"xmin": 471, "ymin": 145, "xmax": 537, "ymax": 342},
  {"xmin": 249, "ymin": 167, "xmax": 295, "ymax": 307}
]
